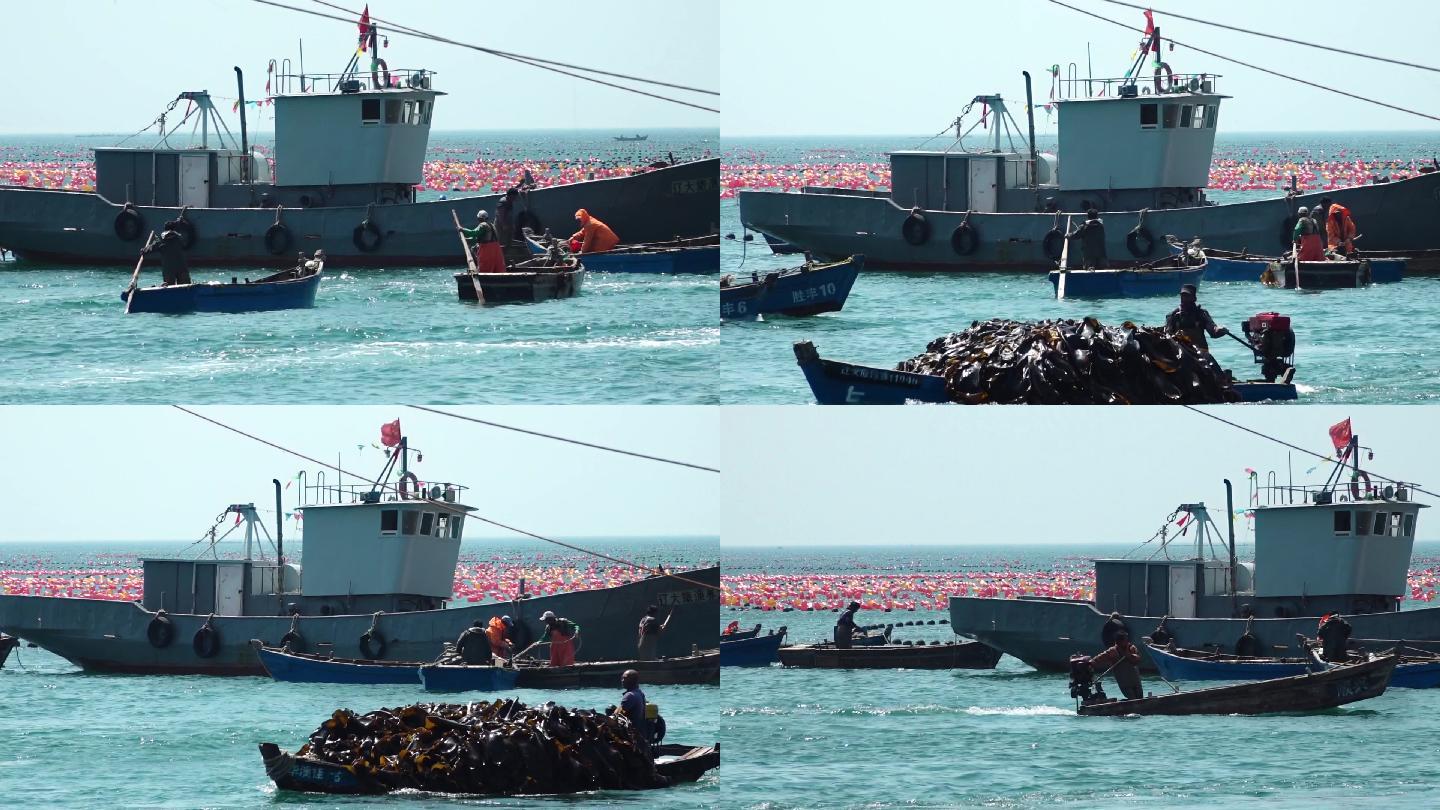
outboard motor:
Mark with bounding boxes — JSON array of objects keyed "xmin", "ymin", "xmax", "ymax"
[
  {"xmin": 1241, "ymin": 312, "xmax": 1296, "ymax": 383},
  {"xmin": 1068, "ymin": 654, "xmax": 1105, "ymax": 702}
]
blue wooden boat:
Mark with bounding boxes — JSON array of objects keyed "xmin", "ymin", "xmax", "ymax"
[
  {"xmin": 251, "ymin": 641, "xmax": 422, "ymax": 685},
  {"xmin": 1049, "ymin": 255, "xmax": 1206, "ymax": 298},
  {"xmin": 1169, "ymin": 238, "xmax": 1405, "ymax": 284},
  {"xmin": 455, "ymin": 256, "xmax": 583, "ymax": 303},
  {"xmin": 721, "ymin": 255, "xmax": 862, "ymax": 319},
  {"xmin": 525, "ymin": 232, "xmax": 718, "ymax": 274},
  {"xmin": 793, "ymin": 341, "xmax": 1298, "ymax": 404},
  {"xmin": 721, "ymin": 623, "xmax": 762, "ymax": 641},
  {"xmin": 509, "ymin": 651, "xmax": 718, "ymax": 688},
  {"xmin": 1144, "ymin": 641, "xmax": 1319, "ymax": 681},
  {"xmin": 720, "ymin": 628, "xmax": 786, "ymax": 667},
  {"xmin": 417, "ymin": 663, "xmax": 521, "ymax": 692},
  {"xmin": 123, "ymin": 255, "xmax": 323, "ymax": 314}
]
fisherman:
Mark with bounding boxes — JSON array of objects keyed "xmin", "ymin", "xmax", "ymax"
[
  {"xmin": 619, "ymin": 669, "xmax": 652, "ymax": 748},
  {"xmin": 1292, "ymin": 206, "xmax": 1326, "ymax": 261},
  {"xmin": 1326, "ymin": 202, "xmax": 1358, "ymax": 255},
  {"xmin": 1317, "ymin": 613, "xmax": 1353, "ymax": 663},
  {"xmin": 1310, "ymin": 197, "xmax": 1331, "ymax": 237},
  {"xmin": 539, "ymin": 610, "xmax": 579, "ymax": 667},
  {"xmin": 459, "ymin": 210, "xmax": 506, "ymax": 273},
  {"xmin": 1072, "ymin": 208, "xmax": 1107, "ymax": 269},
  {"xmin": 834, "ymin": 600, "xmax": 861, "ymax": 649},
  {"xmin": 495, "ymin": 188, "xmax": 520, "ymax": 245},
  {"xmin": 637, "ymin": 605, "xmax": 672, "ymax": 660},
  {"xmin": 1090, "ymin": 630, "xmax": 1144, "ymax": 700},
  {"xmin": 142, "ymin": 223, "xmax": 192, "ymax": 286},
  {"xmin": 485, "ymin": 615, "xmax": 515, "ymax": 661},
  {"xmin": 1165, "ymin": 284, "xmax": 1229, "ymax": 351},
  {"xmin": 1101, "ymin": 611, "xmax": 1127, "ymax": 648},
  {"xmin": 571, "ymin": 208, "xmax": 621, "ymax": 254},
  {"xmin": 455, "ymin": 620, "xmax": 492, "ymax": 664}
]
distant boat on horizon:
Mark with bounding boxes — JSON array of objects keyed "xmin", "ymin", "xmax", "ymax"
[{"xmin": 614, "ymin": 133, "xmax": 649, "ymax": 142}]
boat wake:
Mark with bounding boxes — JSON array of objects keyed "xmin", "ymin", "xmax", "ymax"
[{"xmin": 964, "ymin": 705, "xmax": 1071, "ymax": 717}]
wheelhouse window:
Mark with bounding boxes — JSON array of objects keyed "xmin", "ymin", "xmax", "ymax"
[
  {"xmin": 402, "ymin": 100, "xmax": 414, "ymax": 124},
  {"xmin": 450, "ymin": 516, "xmax": 464, "ymax": 538},
  {"xmin": 385, "ymin": 99, "xmax": 401, "ymax": 124},
  {"xmin": 1204, "ymin": 106, "xmax": 1219, "ymax": 128},
  {"xmin": 1392, "ymin": 513, "xmax": 1404, "ymax": 536},
  {"xmin": 416, "ymin": 100, "xmax": 428, "ymax": 124},
  {"xmin": 1179, "ymin": 105, "xmax": 1194, "ymax": 128},
  {"xmin": 1191, "ymin": 105, "xmax": 1207, "ymax": 128},
  {"xmin": 402, "ymin": 510, "xmax": 419, "ymax": 535},
  {"xmin": 1405, "ymin": 513, "xmax": 1416, "ymax": 537},
  {"xmin": 420, "ymin": 512, "xmax": 435, "ymax": 536},
  {"xmin": 1374, "ymin": 512, "xmax": 1389, "ymax": 536},
  {"xmin": 1162, "ymin": 104, "xmax": 1179, "ymax": 129},
  {"xmin": 361, "ymin": 98, "xmax": 381, "ymax": 124},
  {"xmin": 1356, "ymin": 510, "xmax": 1371, "ymax": 536},
  {"xmin": 1333, "ymin": 510, "xmax": 1352, "ymax": 535},
  {"xmin": 1140, "ymin": 103, "xmax": 1158, "ymax": 129},
  {"xmin": 436, "ymin": 513, "xmax": 449, "ymax": 537},
  {"xmin": 380, "ymin": 509, "xmax": 398, "ymax": 534}
]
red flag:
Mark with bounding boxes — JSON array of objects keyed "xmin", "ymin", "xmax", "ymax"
[
  {"xmin": 380, "ymin": 418, "xmax": 401, "ymax": 448},
  {"xmin": 358, "ymin": 4, "xmax": 370, "ymax": 37},
  {"xmin": 1143, "ymin": 9, "xmax": 1155, "ymax": 36},
  {"xmin": 1329, "ymin": 418, "xmax": 1352, "ymax": 452}
]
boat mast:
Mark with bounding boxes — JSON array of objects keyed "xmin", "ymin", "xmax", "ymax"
[
  {"xmin": 273, "ymin": 478, "xmax": 285, "ymax": 611},
  {"xmin": 1022, "ymin": 70, "xmax": 1039, "ymax": 209},
  {"xmin": 233, "ymin": 67, "xmax": 250, "ymax": 183},
  {"xmin": 1224, "ymin": 478, "xmax": 1237, "ymax": 605}
]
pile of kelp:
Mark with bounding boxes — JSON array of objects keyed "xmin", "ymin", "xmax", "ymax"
[
  {"xmin": 897, "ymin": 317, "xmax": 1239, "ymax": 404},
  {"xmin": 297, "ymin": 699, "xmax": 663, "ymax": 795}
]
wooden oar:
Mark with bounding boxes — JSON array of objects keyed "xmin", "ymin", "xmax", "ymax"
[
  {"xmin": 451, "ymin": 209, "xmax": 483, "ymax": 304},
  {"xmin": 123, "ymin": 231, "xmax": 157, "ymax": 315},
  {"xmin": 1056, "ymin": 215, "xmax": 1073, "ymax": 300}
]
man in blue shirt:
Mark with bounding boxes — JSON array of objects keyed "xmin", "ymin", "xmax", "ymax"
[{"xmin": 620, "ymin": 669, "xmax": 650, "ymax": 748}]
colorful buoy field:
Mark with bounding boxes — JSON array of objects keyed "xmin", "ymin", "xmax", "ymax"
[{"xmin": 0, "ymin": 542, "xmax": 715, "ymax": 603}]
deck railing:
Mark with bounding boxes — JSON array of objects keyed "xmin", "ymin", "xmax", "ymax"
[
  {"xmin": 296, "ymin": 472, "xmax": 467, "ymax": 506},
  {"xmin": 1056, "ymin": 73, "xmax": 1220, "ymax": 100},
  {"xmin": 273, "ymin": 68, "xmax": 437, "ymax": 96}
]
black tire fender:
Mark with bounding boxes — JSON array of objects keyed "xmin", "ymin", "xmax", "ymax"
[
  {"xmin": 279, "ymin": 629, "xmax": 305, "ymax": 653},
  {"xmin": 1126, "ymin": 227, "xmax": 1156, "ymax": 257},
  {"xmin": 1234, "ymin": 633, "xmax": 1262, "ymax": 657},
  {"xmin": 264, "ymin": 223, "xmax": 293, "ymax": 256},
  {"xmin": 353, "ymin": 219, "xmax": 383, "ymax": 252},
  {"xmin": 147, "ymin": 614, "xmax": 175, "ymax": 648},
  {"xmin": 360, "ymin": 630, "xmax": 387, "ymax": 660},
  {"xmin": 170, "ymin": 217, "xmax": 197, "ymax": 250},
  {"xmin": 193, "ymin": 623, "xmax": 221, "ymax": 658},
  {"xmin": 901, "ymin": 213, "xmax": 930, "ymax": 246},
  {"xmin": 950, "ymin": 223, "xmax": 979, "ymax": 256},
  {"xmin": 1042, "ymin": 228, "xmax": 1064, "ymax": 261},
  {"xmin": 115, "ymin": 206, "xmax": 144, "ymax": 241}
]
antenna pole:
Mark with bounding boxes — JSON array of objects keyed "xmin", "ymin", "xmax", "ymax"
[
  {"xmin": 1022, "ymin": 71, "xmax": 1039, "ymax": 210},
  {"xmin": 1224, "ymin": 479, "xmax": 1237, "ymax": 607},
  {"xmin": 1087, "ymin": 42, "xmax": 1094, "ymax": 97},
  {"xmin": 233, "ymin": 67, "xmax": 250, "ymax": 184},
  {"xmin": 273, "ymin": 478, "xmax": 285, "ymax": 613}
]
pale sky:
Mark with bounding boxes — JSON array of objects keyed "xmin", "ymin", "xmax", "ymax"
[
  {"xmin": 722, "ymin": 407, "xmax": 1439, "ymax": 546},
  {"xmin": 0, "ymin": 0, "xmax": 717, "ymax": 134},
  {"xmin": 722, "ymin": 0, "xmax": 1440, "ymax": 136},
  {"xmin": 0, "ymin": 406, "xmax": 717, "ymax": 542}
]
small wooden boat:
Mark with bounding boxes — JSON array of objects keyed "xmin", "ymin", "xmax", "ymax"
[
  {"xmin": 721, "ymin": 623, "xmax": 763, "ymax": 641},
  {"xmin": 1049, "ymin": 254, "xmax": 1206, "ymax": 298},
  {"xmin": 1170, "ymin": 238, "xmax": 1404, "ymax": 283},
  {"xmin": 1358, "ymin": 248, "xmax": 1435, "ymax": 275},
  {"xmin": 1145, "ymin": 640, "xmax": 1319, "ymax": 681},
  {"xmin": 721, "ymin": 629, "xmax": 786, "ymax": 667},
  {"xmin": 507, "ymin": 651, "xmax": 720, "ymax": 689},
  {"xmin": 257, "ymin": 741, "xmax": 718, "ymax": 796},
  {"xmin": 122, "ymin": 254, "xmax": 323, "ymax": 314},
  {"xmin": 415, "ymin": 662, "xmax": 521, "ymax": 692},
  {"xmin": 1262, "ymin": 257, "xmax": 1372, "ymax": 290},
  {"xmin": 0, "ymin": 633, "xmax": 18, "ymax": 667},
  {"xmin": 721, "ymin": 255, "xmax": 862, "ymax": 319},
  {"xmin": 251, "ymin": 641, "xmax": 423, "ymax": 685},
  {"xmin": 524, "ymin": 231, "xmax": 719, "ymax": 274},
  {"xmin": 1074, "ymin": 654, "xmax": 1397, "ymax": 716},
  {"xmin": 778, "ymin": 640, "xmax": 1002, "ymax": 670},
  {"xmin": 454, "ymin": 256, "xmax": 583, "ymax": 303},
  {"xmin": 792, "ymin": 340, "xmax": 1298, "ymax": 404}
]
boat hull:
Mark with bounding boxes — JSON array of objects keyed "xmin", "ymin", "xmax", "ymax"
[
  {"xmin": 792, "ymin": 341, "xmax": 1296, "ymax": 404},
  {"xmin": 719, "ymin": 632, "xmax": 786, "ymax": 666},
  {"xmin": 122, "ymin": 270, "xmax": 322, "ymax": 313},
  {"xmin": 721, "ymin": 256, "xmax": 862, "ymax": 319},
  {"xmin": 509, "ymin": 652, "xmax": 720, "ymax": 689},
  {"xmin": 416, "ymin": 663, "xmax": 521, "ymax": 692},
  {"xmin": 454, "ymin": 269, "xmax": 583, "ymax": 303},
  {"xmin": 1049, "ymin": 264, "xmax": 1204, "ymax": 297},
  {"xmin": 1145, "ymin": 642, "xmax": 1318, "ymax": 681},
  {"xmin": 0, "ymin": 159, "xmax": 718, "ymax": 268},
  {"xmin": 0, "ymin": 565, "xmax": 719, "ymax": 675},
  {"xmin": 0, "ymin": 633, "xmax": 17, "ymax": 667},
  {"xmin": 738, "ymin": 170, "xmax": 1440, "ymax": 271},
  {"xmin": 525, "ymin": 236, "xmax": 720, "ymax": 274},
  {"xmin": 777, "ymin": 640, "xmax": 1001, "ymax": 669},
  {"xmin": 1265, "ymin": 259, "xmax": 1371, "ymax": 290},
  {"xmin": 1077, "ymin": 654, "xmax": 1396, "ymax": 716},
  {"xmin": 255, "ymin": 643, "xmax": 424, "ymax": 684},
  {"xmin": 949, "ymin": 594, "xmax": 1440, "ymax": 672}
]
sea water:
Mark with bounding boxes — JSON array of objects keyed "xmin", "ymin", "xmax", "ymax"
[
  {"xmin": 719, "ymin": 544, "xmax": 1440, "ymax": 809},
  {"xmin": 0, "ymin": 131, "xmax": 718, "ymax": 405},
  {"xmin": 0, "ymin": 538, "xmax": 719, "ymax": 808},
  {"xmin": 720, "ymin": 133, "xmax": 1440, "ymax": 405}
]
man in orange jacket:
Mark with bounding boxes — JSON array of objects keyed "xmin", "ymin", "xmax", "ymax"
[
  {"xmin": 1326, "ymin": 202, "xmax": 1358, "ymax": 255},
  {"xmin": 570, "ymin": 208, "xmax": 620, "ymax": 253}
]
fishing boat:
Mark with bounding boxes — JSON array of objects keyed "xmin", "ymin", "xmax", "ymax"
[
  {"xmin": 1358, "ymin": 248, "xmax": 1437, "ymax": 275},
  {"xmin": 415, "ymin": 662, "xmax": 521, "ymax": 692},
  {"xmin": 0, "ymin": 633, "xmax": 18, "ymax": 667},
  {"xmin": 454, "ymin": 256, "xmax": 583, "ymax": 303},
  {"xmin": 720, "ymin": 629, "xmax": 786, "ymax": 667},
  {"xmin": 721, "ymin": 255, "xmax": 862, "ymax": 319},
  {"xmin": 792, "ymin": 340, "xmax": 1298, "ymax": 404},
  {"xmin": 777, "ymin": 640, "xmax": 1001, "ymax": 670},
  {"xmin": 1146, "ymin": 639, "xmax": 1440, "ymax": 688},
  {"xmin": 524, "ymin": 231, "xmax": 719, "ymax": 274},
  {"xmin": 1262, "ymin": 258, "xmax": 1372, "ymax": 290},
  {"xmin": 721, "ymin": 623, "xmax": 763, "ymax": 641},
  {"xmin": 257, "ymin": 741, "xmax": 719, "ymax": 796},
  {"xmin": 1049, "ymin": 254, "xmax": 1206, "ymax": 298},
  {"xmin": 506, "ymin": 651, "xmax": 719, "ymax": 689},
  {"xmin": 121, "ymin": 254, "xmax": 323, "ymax": 314},
  {"xmin": 0, "ymin": 434, "xmax": 720, "ymax": 675},
  {"xmin": 251, "ymin": 641, "xmax": 425, "ymax": 684},
  {"xmin": 1071, "ymin": 653, "xmax": 1397, "ymax": 716},
  {"xmin": 951, "ymin": 431, "xmax": 1432, "ymax": 672},
  {"xmin": 614, "ymin": 134, "xmax": 650, "ymax": 142},
  {"xmin": 1169, "ymin": 238, "xmax": 1404, "ymax": 284}
]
